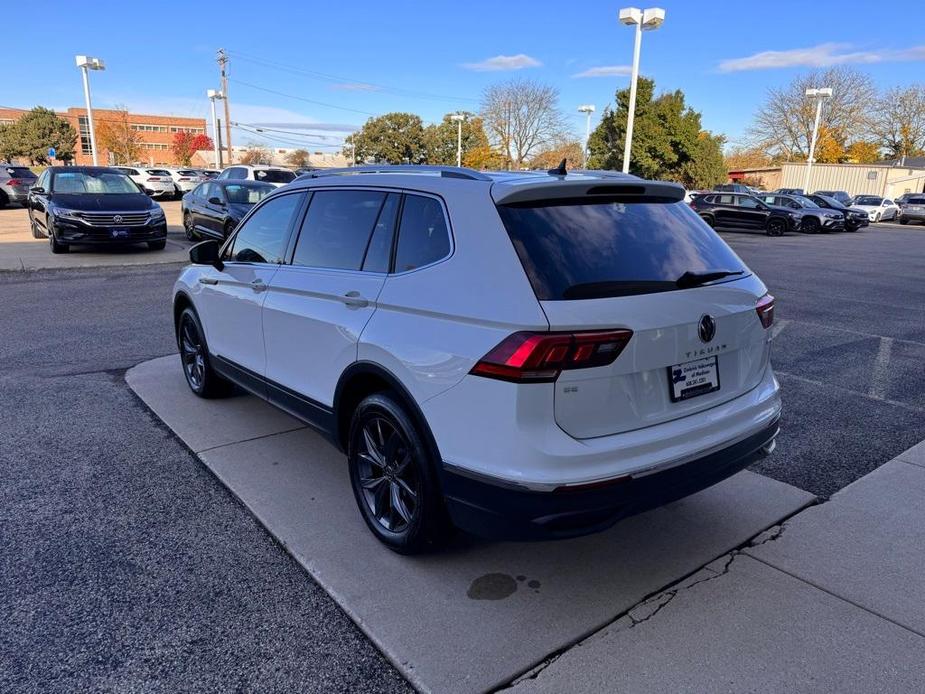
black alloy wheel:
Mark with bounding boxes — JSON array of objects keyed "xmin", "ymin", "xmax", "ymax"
[
  {"xmin": 766, "ymin": 218, "xmax": 785, "ymax": 237},
  {"xmin": 184, "ymin": 212, "xmax": 196, "ymax": 241},
  {"xmin": 348, "ymin": 393, "xmax": 451, "ymax": 554},
  {"xmin": 49, "ymin": 224, "xmax": 68, "ymax": 253},
  {"xmin": 802, "ymin": 217, "xmax": 821, "ymax": 234},
  {"xmin": 177, "ymin": 308, "xmax": 231, "ymax": 398}
]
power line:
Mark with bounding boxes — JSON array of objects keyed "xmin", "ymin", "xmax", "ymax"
[
  {"xmin": 226, "ymin": 50, "xmax": 479, "ymax": 104},
  {"xmin": 228, "ymin": 78, "xmax": 378, "ymax": 117},
  {"xmin": 231, "ymin": 124, "xmax": 343, "ymax": 150},
  {"xmin": 231, "ymin": 122, "xmax": 348, "ymax": 140}
]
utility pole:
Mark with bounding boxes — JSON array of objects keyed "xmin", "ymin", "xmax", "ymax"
[{"xmin": 218, "ymin": 49, "xmax": 232, "ymax": 165}]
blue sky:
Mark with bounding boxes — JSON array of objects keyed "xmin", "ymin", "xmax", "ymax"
[{"xmin": 5, "ymin": 0, "xmax": 925, "ymax": 152}]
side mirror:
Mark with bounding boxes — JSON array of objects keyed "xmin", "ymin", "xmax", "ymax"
[
  {"xmin": 208, "ymin": 196, "xmax": 224, "ymax": 206},
  {"xmin": 30, "ymin": 186, "xmax": 45, "ymax": 194},
  {"xmin": 189, "ymin": 239, "xmax": 223, "ymax": 271}
]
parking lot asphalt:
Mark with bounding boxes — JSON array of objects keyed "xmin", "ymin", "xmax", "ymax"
[
  {"xmin": 0, "ymin": 265, "xmax": 410, "ymax": 693},
  {"xmin": 2, "ymin": 221, "xmax": 923, "ymax": 691},
  {"xmin": 720, "ymin": 225, "xmax": 925, "ymax": 497}
]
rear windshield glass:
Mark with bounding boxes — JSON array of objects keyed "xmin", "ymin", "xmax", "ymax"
[
  {"xmin": 5, "ymin": 167, "xmax": 36, "ymax": 179},
  {"xmin": 854, "ymin": 196, "xmax": 882, "ymax": 205},
  {"xmin": 225, "ymin": 183, "xmax": 274, "ymax": 204},
  {"xmin": 497, "ymin": 200, "xmax": 748, "ymax": 301},
  {"xmin": 146, "ymin": 169, "xmax": 171, "ymax": 176},
  {"xmin": 907, "ymin": 197, "xmax": 925, "ymax": 204},
  {"xmin": 255, "ymin": 169, "xmax": 296, "ymax": 184}
]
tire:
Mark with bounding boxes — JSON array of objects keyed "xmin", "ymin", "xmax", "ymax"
[
  {"xmin": 0, "ymin": 191, "xmax": 8, "ymax": 209},
  {"xmin": 30, "ymin": 217, "xmax": 44, "ymax": 239},
  {"xmin": 900, "ymin": 218, "xmax": 908, "ymax": 225},
  {"xmin": 183, "ymin": 212, "xmax": 197, "ymax": 241},
  {"xmin": 802, "ymin": 217, "xmax": 820, "ymax": 234},
  {"xmin": 699, "ymin": 213, "xmax": 715, "ymax": 228},
  {"xmin": 872, "ymin": 212, "xmax": 881, "ymax": 223},
  {"xmin": 177, "ymin": 308, "xmax": 233, "ymax": 398},
  {"xmin": 49, "ymin": 227, "xmax": 68, "ymax": 253},
  {"xmin": 148, "ymin": 239, "xmax": 166, "ymax": 250},
  {"xmin": 766, "ymin": 218, "xmax": 786, "ymax": 237},
  {"xmin": 348, "ymin": 393, "xmax": 452, "ymax": 554}
]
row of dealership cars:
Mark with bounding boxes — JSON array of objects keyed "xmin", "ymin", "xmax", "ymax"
[
  {"xmin": 689, "ymin": 184, "xmax": 925, "ymax": 236},
  {"xmin": 16, "ymin": 163, "xmax": 298, "ymax": 253}
]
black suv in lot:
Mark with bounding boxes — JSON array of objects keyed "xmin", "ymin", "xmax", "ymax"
[
  {"xmin": 27, "ymin": 167, "xmax": 168, "ymax": 254},
  {"xmin": 689, "ymin": 192, "xmax": 793, "ymax": 236}
]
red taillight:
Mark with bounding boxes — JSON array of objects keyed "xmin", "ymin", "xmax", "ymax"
[
  {"xmin": 7, "ymin": 179, "xmax": 22, "ymax": 186},
  {"xmin": 470, "ymin": 330, "xmax": 633, "ymax": 383},
  {"xmin": 756, "ymin": 294, "xmax": 774, "ymax": 329}
]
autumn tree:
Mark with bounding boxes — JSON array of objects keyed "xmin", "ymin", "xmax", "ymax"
[
  {"xmin": 588, "ymin": 77, "xmax": 727, "ymax": 188},
  {"xmin": 239, "ymin": 144, "xmax": 272, "ymax": 165},
  {"xmin": 528, "ymin": 138, "xmax": 585, "ymax": 171},
  {"xmin": 462, "ymin": 145, "xmax": 507, "ymax": 170},
  {"xmin": 1, "ymin": 107, "xmax": 77, "ymax": 164},
  {"xmin": 285, "ymin": 149, "xmax": 311, "ymax": 168},
  {"xmin": 845, "ymin": 140, "xmax": 880, "ymax": 164},
  {"xmin": 480, "ymin": 79, "xmax": 569, "ymax": 168},
  {"xmin": 724, "ymin": 146, "xmax": 774, "ymax": 170},
  {"xmin": 423, "ymin": 113, "xmax": 490, "ymax": 166},
  {"xmin": 747, "ymin": 67, "xmax": 874, "ymax": 161},
  {"xmin": 869, "ymin": 85, "xmax": 925, "ymax": 159},
  {"xmin": 171, "ymin": 131, "xmax": 214, "ymax": 166},
  {"xmin": 344, "ymin": 113, "xmax": 427, "ymax": 164},
  {"xmin": 96, "ymin": 108, "xmax": 141, "ymax": 164}
]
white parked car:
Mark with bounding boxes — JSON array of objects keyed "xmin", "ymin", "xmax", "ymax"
[
  {"xmin": 850, "ymin": 195, "xmax": 899, "ymax": 223},
  {"xmin": 216, "ymin": 164, "xmax": 297, "ymax": 188},
  {"xmin": 172, "ymin": 165, "xmax": 781, "ymax": 553},
  {"xmin": 112, "ymin": 166, "xmax": 175, "ymax": 199},
  {"xmin": 163, "ymin": 168, "xmax": 208, "ymax": 197}
]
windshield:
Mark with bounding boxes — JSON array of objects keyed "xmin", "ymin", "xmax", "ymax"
[
  {"xmin": 254, "ymin": 169, "xmax": 296, "ymax": 184},
  {"xmin": 51, "ymin": 171, "xmax": 140, "ymax": 195},
  {"xmin": 5, "ymin": 167, "xmax": 36, "ymax": 179},
  {"xmin": 854, "ymin": 196, "xmax": 882, "ymax": 205},
  {"xmin": 225, "ymin": 183, "xmax": 274, "ymax": 204},
  {"xmin": 496, "ymin": 199, "xmax": 748, "ymax": 300},
  {"xmin": 793, "ymin": 196, "xmax": 819, "ymax": 208},
  {"xmin": 817, "ymin": 196, "xmax": 846, "ymax": 209}
]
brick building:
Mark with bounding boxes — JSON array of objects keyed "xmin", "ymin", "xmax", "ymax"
[{"xmin": 0, "ymin": 106, "xmax": 207, "ymax": 166}]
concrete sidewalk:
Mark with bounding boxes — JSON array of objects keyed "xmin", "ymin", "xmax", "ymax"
[{"xmin": 508, "ymin": 444, "xmax": 925, "ymax": 693}]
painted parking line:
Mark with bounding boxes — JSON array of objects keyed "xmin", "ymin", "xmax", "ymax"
[{"xmin": 868, "ymin": 337, "xmax": 895, "ymax": 400}]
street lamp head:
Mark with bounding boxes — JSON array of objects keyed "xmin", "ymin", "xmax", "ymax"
[
  {"xmin": 641, "ymin": 7, "xmax": 666, "ymax": 30},
  {"xmin": 207, "ymin": 89, "xmax": 224, "ymax": 100},
  {"xmin": 806, "ymin": 87, "xmax": 833, "ymax": 98},
  {"xmin": 75, "ymin": 55, "xmax": 105, "ymax": 70},
  {"xmin": 449, "ymin": 113, "xmax": 465, "ymax": 122},
  {"xmin": 578, "ymin": 104, "xmax": 596, "ymax": 114},
  {"xmin": 619, "ymin": 7, "xmax": 643, "ymax": 25}
]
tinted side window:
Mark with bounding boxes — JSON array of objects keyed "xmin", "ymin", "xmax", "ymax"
[
  {"xmin": 717, "ymin": 194, "xmax": 734, "ymax": 205},
  {"xmin": 737, "ymin": 196, "xmax": 760, "ymax": 209},
  {"xmin": 363, "ymin": 193, "xmax": 400, "ymax": 273},
  {"xmin": 292, "ymin": 190, "xmax": 386, "ymax": 270},
  {"xmin": 227, "ymin": 193, "xmax": 302, "ymax": 264},
  {"xmin": 394, "ymin": 195, "xmax": 451, "ymax": 272}
]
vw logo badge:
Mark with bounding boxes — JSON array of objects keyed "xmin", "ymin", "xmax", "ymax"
[
  {"xmin": 113, "ymin": 215, "xmax": 123, "ymax": 224},
  {"xmin": 698, "ymin": 314, "xmax": 716, "ymax": 343}
]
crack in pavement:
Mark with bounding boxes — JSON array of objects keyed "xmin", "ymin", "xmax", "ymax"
[{"xmin": 499, "ymin": 498, "xmax": 824, "ymax": 691}]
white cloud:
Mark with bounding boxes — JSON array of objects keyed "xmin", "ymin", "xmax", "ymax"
[
  {"xmin": 718, "ymin": 43, "xmax": 925, "ymax": 72},
  {"xmin": 572, "ymin": 65, "xmax": 633, "ymax": 78},
  {"xmin": 329, "ymin": 82, "xmax": 382, "ymax": 92},
  {"xmin": 462, "ymin": 54, "xmax": 542, "ymax": 71}
]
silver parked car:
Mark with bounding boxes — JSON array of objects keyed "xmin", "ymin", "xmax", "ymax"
[
  {"xmin": 899, "ymin": 196, "xmax": 925, "ymax": 225},
  {"xmin": 0, "ymin": 164, "xmax": 38, "ymax": 208}
]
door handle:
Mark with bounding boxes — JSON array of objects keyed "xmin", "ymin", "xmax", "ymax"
[
  {"xmin": 198, "ymin": 277, "xmax": 218, "ymax": 285},
  {"xmin": 250, "ymin": 278, "xmax": 268, "ymax": 293},
  {"xmin": 343, "ymin": 290, "xmax": 369, "ymax": 308}
]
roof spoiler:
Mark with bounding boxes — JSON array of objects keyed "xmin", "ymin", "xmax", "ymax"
[{"xmin": 492, "ymin": 178, "xmax": 685, "ymax": 205}]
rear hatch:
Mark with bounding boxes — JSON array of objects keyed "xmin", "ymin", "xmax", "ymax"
[{"xmin": 494, "ymin": 183, "xmax": 771, "ymax": 439}]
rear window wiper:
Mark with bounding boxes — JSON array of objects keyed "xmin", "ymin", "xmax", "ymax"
[{"xmin": 676, "ymin": 270, "xmax": 745, "ymax": 289}]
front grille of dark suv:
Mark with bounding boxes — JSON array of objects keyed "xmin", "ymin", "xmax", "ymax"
[{"xmin": 78, "ymin": 212, "xmax": 150, "ymax": 226}]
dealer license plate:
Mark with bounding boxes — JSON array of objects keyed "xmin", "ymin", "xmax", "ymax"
[{"xmin": 668, "ymin": 356, "xmax": 720, "ymax": 402}]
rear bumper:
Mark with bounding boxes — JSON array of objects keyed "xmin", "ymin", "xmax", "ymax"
[{"xmin": 441, "ymin": 417, "xmax": 780, "ymax": 541}]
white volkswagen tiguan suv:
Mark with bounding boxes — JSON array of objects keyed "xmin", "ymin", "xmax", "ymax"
[{"xmin": 172, "ymin": 166, "xmax": 781, "ymax": 553}]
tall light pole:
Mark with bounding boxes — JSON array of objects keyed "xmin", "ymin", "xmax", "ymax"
[
  {"xmin": 450, "ymin": 113, "xmax": 465, "ymax": 167},
  {"xmin": 803, "ymin": 87, "xmax": 832, "ymax": 193},
  {"xmin": 578, "ymin": 105, "xmax": 595, "ymax": 167},
  {"xmin": 618, "ymin": 7, "xmax": 665, "ymax": 174},
  {"xmin": 75, "ymin": 55, "xmax": 105, "ymax": 165},
  {"xmin": 207, "ymin": 90, "xmax": 224, "ymax": 169}
]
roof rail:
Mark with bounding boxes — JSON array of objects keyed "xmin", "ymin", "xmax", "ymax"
[{"xmin": 297, "ymin": 165, "xmax": 492, "ymax": 182}]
